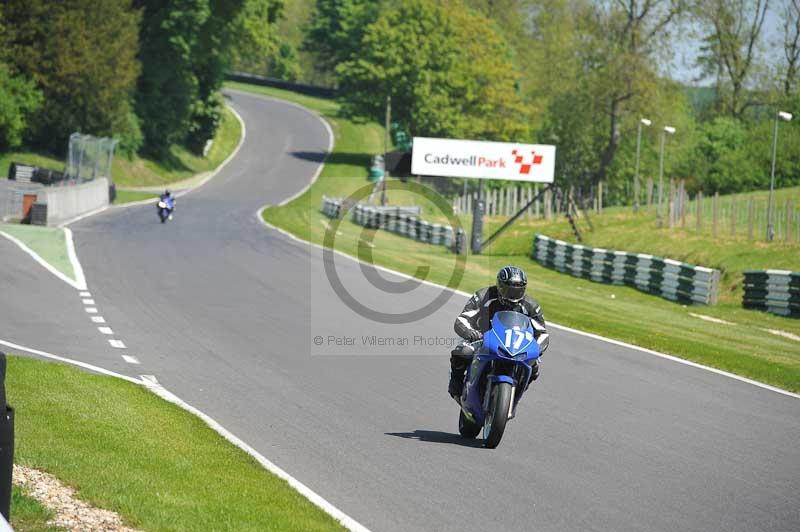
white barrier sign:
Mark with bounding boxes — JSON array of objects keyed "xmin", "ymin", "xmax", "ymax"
[{"xmin": 411, "ymin": 137, "xmax": 555, "ymax": 182}]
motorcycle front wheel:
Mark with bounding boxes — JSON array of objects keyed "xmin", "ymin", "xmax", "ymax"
[{"xmin": 484, "ymin": 382, "xmax": 512, "ymax": 449}]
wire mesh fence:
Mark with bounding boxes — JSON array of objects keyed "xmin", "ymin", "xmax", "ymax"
[{"xmin": 64, "ymin": 133, "xmax": 118, "ymax": 184}]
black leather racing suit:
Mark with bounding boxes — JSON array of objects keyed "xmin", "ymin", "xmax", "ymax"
[{"xmin": 450, "ymin": 286, "xmax": 549, "ymax": 392}]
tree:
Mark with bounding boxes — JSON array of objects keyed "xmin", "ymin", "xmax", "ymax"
[
  {"xmin": 783, "ymin": 0, "xmax": 800, "ymax": 95},
  {"xmin": 527, "ymin": 0, "xmax": 686, "ymax": 195},
  {"xmin": 135, "ymin": 0, "xmax": 210, "ymax": 156},
  {"xmin": 0, "ymin": 63, "xmax": 42, "ymax": 150},
  {"xmin": 336, "ymin": 0, "xmax": 529, "ymax": 141},
  {"xmin": 2, "ymin": 0, "xmax": 141, "ymax": 154},
  {"xmin": 229, "ymin": 0, "xmax": 287, "ymax": 74},
  {"xmin": 695, "ymin": 0, "xmax": 770, "ymax": 118},
  {"xmin": 303, "ymin": 0, "xmax": 382, "ymax": 79}
]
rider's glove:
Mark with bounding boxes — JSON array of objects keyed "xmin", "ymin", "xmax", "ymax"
[{"xmin": 465, "ymin": 329, "xmax": 483, "ymax": 342}]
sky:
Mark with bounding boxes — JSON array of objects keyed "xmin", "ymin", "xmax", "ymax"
[{"xmin": 668, "ymin": 4, "xmax": 786, "ymax": 85}]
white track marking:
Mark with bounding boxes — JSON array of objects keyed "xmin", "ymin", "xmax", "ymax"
[
  {"xmin": 108, "ymin": 339, "xmax": 126, "ymax": 349},
  {"xmin": 79, "ymin": 292, "xmax": 91, "ymax": 297},
  {"xmin": 82, "ymin": 299, "xmax": 95, "ymax": 305},
  {"xmin": 142, "ymin": 378, "xmax": 370, "ymax": 532},
  {"xmin": 85, "ymin": 307, "xmax": 98, "ymax": 314},
  {"xmin": 0, "ymin": 230, "xmax": 85, "ymax": 290},
  {"xmin": 257, "ymin": 211, "xmax": 800, "ymax": 401},
  {"xmin": 97, "ymin": 327, "xmax": 113, "ymax": 335},
  {"xmin": 58, "ymin": 205, "xmax": 110, "ymax": 227},
  {"xmin": 9, "ymin": 96, "xmax": 365, "ymax": 531},
  {"xmin": 63, "ymin": 228, "xmax": 87, "ymax": 290},
  {"xmin": 121, "ymin": 355, "xmax": 140, "ymax": 365},
  {"xmin": 0, "ymin": 338, "xmax": 141, "ymax": 384},
  {"xmin": 689, "ymin": 313, "xmax": 734, "ymax": 325},
  {"xmin": 763, "ymin": 328, "xmax": 800, "ymax": 342},
  {"xmin": 91, "ymin": 316, "xmax": 106, "ymax": 323}
]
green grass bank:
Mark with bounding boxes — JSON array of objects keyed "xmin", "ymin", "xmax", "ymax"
[
  {"xmin": 8, "ymin": 355, "xmax": 343, "ymax": 531},
  {"xmin": 1, "ymin": 104, "xmax": 241, "ymax": 192}
]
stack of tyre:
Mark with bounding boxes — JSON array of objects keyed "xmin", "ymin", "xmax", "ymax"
[{"xmin": 743, "ymin": 270, "xmax": 800, "ymax": 318}]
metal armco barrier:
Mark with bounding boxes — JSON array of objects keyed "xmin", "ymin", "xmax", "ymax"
[
  {"xmin": 532, "ymin": 234, "xmax": 720, "ymax": 305},
  {"xmin": 0, "ymin": 352, "xmax": 13, "ymax": 522},
  {"xmin": 320, "ymin": 197, "xmax": 457, "ymax": 249},
  {"xmin": 743, "ymin": 270, "xmax": 800, "ymax": 318}
]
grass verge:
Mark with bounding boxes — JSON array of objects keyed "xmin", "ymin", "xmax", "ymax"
[
  {"xmin": 237, "ymin": 81, "xmax": 800, "ymax": 393},
  {"xmin": 114, "ymin": 190, "xmax": 159, "ymax": 205},
  {"xmin": 8, "ymin": 355, "xmax": 343, "ymax": 531},
  {"xmin": 1, "ymin": 103, "xmax": 241, "ymax": 190},
  {"xmin": 11, "ymin": 486, "xmax": 61, "ymax": 532},
  {"xmin": 0, "ymin": 224, "xmax": 74, "ymax": 283}
]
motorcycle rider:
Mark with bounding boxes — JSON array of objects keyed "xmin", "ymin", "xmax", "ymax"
[
  {"xmin": 449, "ymin": 265, "xmax": 549, "ymax": 398},
  {"xmin": 159, "ymin": 189, "xmax": 175, "ymax": 219}
]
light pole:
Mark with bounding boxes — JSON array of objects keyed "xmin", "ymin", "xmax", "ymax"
[
  {"xmin": 634, "ymin": 117, "xmax": 651, "ymax": 213},
  {"xmin": 656, "ymin": 126, "xmax": 676, "ymax": 228},
  {"xmin": 766, "ymin": 111, "xmax": 793, "ymax": 241}
]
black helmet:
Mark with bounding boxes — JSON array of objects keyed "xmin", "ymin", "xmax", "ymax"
[
  {"xmin": 497, "ymin": 266, "xmax": 527, "ymax": 304},
  {"xmin": 165, "ymin": 189, "xmax": 171, "ymax": 196}
]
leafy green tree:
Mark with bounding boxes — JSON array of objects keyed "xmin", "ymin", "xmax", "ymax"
[
  {"xmin": 229, "ymin": 0, "xmax": 287, "ymax": 74},
  {"xmin": 694, "ymin": 0, "xmax": 770, "ymax": 118},
  {"xmin": 2, "ymin": 0, "xmax": 141, "ymax": 154},
  {"xmin": 135, "ymin": 0, "xmax": 210, "ymax": 156},
  {"xmin": 336, "ymin": 0, "xmax": 529, "ymax": 141},
  {"xmin": 303, "ymin": 0, "xmax": 382, "ymax": 78},
  {"xmin": 525, "ymin": 0, "xmax": 687, "ymax": 202},
  {"xmin": 0, "ymin": 63, "xmax": 42, "ymax": 150}
]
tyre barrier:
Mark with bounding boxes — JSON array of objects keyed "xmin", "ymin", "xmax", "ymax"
[
  {"xmin": 320, "ymin": 197, "xmax": 457, "ymax": 248},
  {"xmin": 532, "ymin": 234, "xmax": 721, "ymax": 305},
  {"xmin": 742, "ymin": 270, "xmax": 800, "ymax": 318}
]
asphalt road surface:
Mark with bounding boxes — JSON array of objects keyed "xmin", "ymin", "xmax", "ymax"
[{"xmin": 3, "ymin": 90, "xmax": 799, "ymax": 531}]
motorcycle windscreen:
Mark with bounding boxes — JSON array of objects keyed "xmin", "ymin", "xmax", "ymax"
[{"xmin": 489, "ymin": 311, "xmax": 536, "ymax": 356}]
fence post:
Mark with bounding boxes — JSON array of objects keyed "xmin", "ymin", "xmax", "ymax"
[
  {"xmin": 712, "ymin": 192, "xmax": 719, "ymax": 237},
  {"xmin": 748, "ymin": 198, "xmax": 754, "ymax": 240},
  {"xmin": 696, "ymin": 191, "xmax": 703, "ymax": 233},
  {"xmin": 544, "ymin": 188, "xmax": 552, "ymax": 219},
  {"xmin": 786, "ymin": 200, "xmax": 793, "ymax": 242},
  {"xmin": 598, "ymin": 181, "xmax": 603, "ymax": 213},
  {"xmin": 646, "ymin": 178, "xmax": 653, "ymax": 206},
  {"xmin": 524, "ymin": 187, "xmax": 531, "ymax": 218},
  {"xmin": 730, "ymin": 197, "xmax": 737, "ymax": 236},
  {"xmin": 681, "ymin": 183, "xmax": 687, "ymax": 228},
  {"xmin": 534, "ymin": 184, "xmax": 540, "ymax": 217}
]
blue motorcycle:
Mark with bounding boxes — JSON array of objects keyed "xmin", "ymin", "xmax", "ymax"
[
  {"xmin": 458, "ymin": 311, "xmax": 540, "ymax": 448},
  {"xmin": 156, "ymin": 196, "xmax": 175, "ymax": 223}
]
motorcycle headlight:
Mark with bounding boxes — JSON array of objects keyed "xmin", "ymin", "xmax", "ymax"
[
  {"xmin": 514, "ymin": 352, "xmax": 528, "ymax": 361},
  {"xmin": 158, "ymin": 201, "xmax": 166, "ymax": 208}
]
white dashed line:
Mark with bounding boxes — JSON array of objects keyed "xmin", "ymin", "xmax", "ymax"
[
  {"xmin": 109, "ymin": 339, "xmax": 126, "ymax": 349},
  {"xmin": 85, "ymin": 307, "xmax": 98, "ymax": 314},
  {"xmin": 97, "ymin": 327, "xmax": 114, "ymax": 335},
  {"xmin": 90, "ymin": 316, "xmax": 106, "ymax": 323},
  {"xmin": 82, "ymin": 298, "xmax": 95, "ymax": 305},
  {"xmin": 79, "ymin": 292, "xmax": 91, "ymax": 297},
  {"xmin": 121, "ymin": 355, "xmax": 140, "ymax": 365}
]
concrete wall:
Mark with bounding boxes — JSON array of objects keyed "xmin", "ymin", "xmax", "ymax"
[{"xmin": 36, "ymin": 178, "xmax": 109, "ymax": 226}]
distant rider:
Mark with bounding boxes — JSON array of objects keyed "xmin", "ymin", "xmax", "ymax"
[
  {"xmin": 449, "ymin": 266, "xmax": 549, "ymax": 398},
  {"xmin": 160, "ymin": 189, "xmax": 175, "ymax": 219}
]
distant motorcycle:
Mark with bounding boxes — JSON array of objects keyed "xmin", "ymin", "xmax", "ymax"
[
  {"xmin": 456, "ymin": 311, "xmax": 540, "ymax": 448},
  {"xmin": 156, "ymin": 196, "xmax": 175, "ymax": 223}
]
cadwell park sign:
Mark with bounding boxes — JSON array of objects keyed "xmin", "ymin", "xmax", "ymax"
[{"xmin": 411, "ymin": 137, "xmax": 556, "ymax": 183}]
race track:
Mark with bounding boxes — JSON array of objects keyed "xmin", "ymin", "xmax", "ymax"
[{"xmin": 3, "ymin": 90, "xmax": 799, "ymax": 531}]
